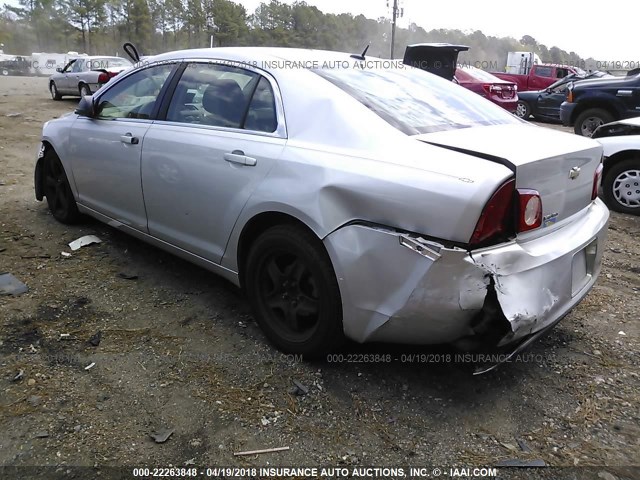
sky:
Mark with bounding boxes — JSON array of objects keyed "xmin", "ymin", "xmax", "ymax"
[
  {"xmin": 241, "ymin": 0, "xmax": 633, "ymax": 61},
  {"xmin": 2, "ymin": 0, "xmax": 634, "ymax": 61}
]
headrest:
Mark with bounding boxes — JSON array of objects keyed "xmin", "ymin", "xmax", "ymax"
[{"xmin": 202, "ymin": 79, "xmax": 245, "ymax": 125}]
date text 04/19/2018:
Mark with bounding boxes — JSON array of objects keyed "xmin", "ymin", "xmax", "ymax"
[
  {"xmin": 325, "ymin": 353, "xmax": 549, "ymax": 364},
  {"xmin": 131, "ymin": 466, "xmax": 499, "ymax": 478}
]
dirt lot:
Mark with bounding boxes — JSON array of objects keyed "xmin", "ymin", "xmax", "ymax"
[{"xmin": 1, "ymin": 76, "xmax": 639, "ymax": 480}]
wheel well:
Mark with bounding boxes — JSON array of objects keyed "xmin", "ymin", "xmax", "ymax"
[
  {"xmin": 35, "ymin": 142, "xmax": 55, "ymax": 200},
  {"xmin": 236, "ymin": 212, "xmax": 319, "ymax": 288},
  {"xmin": 604, "ymin": 150, "xmax": 640, "ymax": 179},
  {"xmin": 572, "ymin": 101, "xmax": 618, "ymax": 123}
]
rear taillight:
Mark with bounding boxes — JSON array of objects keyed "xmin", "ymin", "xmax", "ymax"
[
  {"xmin": 483, "ymin": 84, "xmax": 503, "ymax": 94},
  {"xmin": 97, "ymin": 71, "xmax": 119, "ymax": 84},
  {"xmin": 470, "ymin": 179, "xmax": 516, "ymax": 247},
  {"xmin": 517, "ymin": 189, "xmax": 543, "ymax": 232},
  {"xmin": 470, "ymin": 181, "xmax": 544, "ymax": 248},
  {"xmin": 592, "ymin": 163, "xmax": 603, "ymax": 200}
]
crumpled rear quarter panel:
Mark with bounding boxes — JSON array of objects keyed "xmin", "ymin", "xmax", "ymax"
[{"xmin": 324, "ymin": 200, "xmax": 610, "ymax": 347}]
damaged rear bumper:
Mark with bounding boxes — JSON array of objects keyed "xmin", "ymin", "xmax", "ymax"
[{"xmin": 323, "ymin": 199, "xmax": 609, "ymax": 348}]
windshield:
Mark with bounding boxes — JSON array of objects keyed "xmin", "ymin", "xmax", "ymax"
[
  {"xmin": 548, "ymin": 74, "xmax": 576, "ymax": 90},
  {"xmin": 548, "ymin": 71, "xmax": 609, "ymax": 90},
  {"xmin": 314, "ymin": 64, "xmax": 522, "ymax": 135}
]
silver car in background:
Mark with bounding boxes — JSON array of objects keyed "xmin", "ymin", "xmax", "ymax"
[
  {"xmin": 34, "ymin": 48, "xmax": 609, "ymax": 362},
  {"xmin": 592, "ymin": 117, "xmax": 640, "ymax": 215},
  {"xmin": 49, "ymin": 56, "xmax": 133, "ymax": 100}
]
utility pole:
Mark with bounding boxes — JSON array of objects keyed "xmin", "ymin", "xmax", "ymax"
[
  {"xmin": 206, "ymin": 15, "xmax": 218, "ymax": 48},
  {"xmin": 389, "ymin": 0, "xmax": 403, "ymax": 59}
]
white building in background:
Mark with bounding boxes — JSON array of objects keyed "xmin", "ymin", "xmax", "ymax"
[
  {"xmin": 29, "ymin": 52, "xmax": 89, "ymax": 76},
  {"xmin": 505, "ymin": 51, "xmax": 542, "ymax": 74}
]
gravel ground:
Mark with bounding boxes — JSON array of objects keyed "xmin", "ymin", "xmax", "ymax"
[{"xmin": 0, "ymin": 76, "xmax": 639, "ymax": 480}]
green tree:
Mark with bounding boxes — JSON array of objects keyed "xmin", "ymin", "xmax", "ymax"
[
  {"xmin": 204, "ymin": 0, "xmax": 248, "ymax": 47},
  {"xmin": 64, "ymin": 0, "xmax": 108, "ymax": 53},
  {"xmin": 123, "ymin": 0, "xmax": 152, "ymax": 51}
]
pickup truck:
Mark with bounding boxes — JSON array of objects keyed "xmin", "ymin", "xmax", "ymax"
[
  {"xmin": 1, "ymin": 56, "xmax": 30, "ymax": 76},
  {"xmin": 492, "ymin": 64, "xmax": 582, "ymax": 92},
  {"xmin": 560, "ymin": 73, "xmax": 640, "ymax": 136}
]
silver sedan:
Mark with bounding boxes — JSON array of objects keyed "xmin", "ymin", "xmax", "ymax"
[
  {"xmin": 48, "ymin": 56, "xmax": 132, "ymax": 100},
  {"xmin": 34, "ymin": 48, "xmax": 609, "ymax": 360}
]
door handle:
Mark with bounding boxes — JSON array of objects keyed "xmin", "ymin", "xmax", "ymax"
[
  {"xmin": 224, "ymin": 150, "xmax": 257, "ymax": 166},
  {"xmin": 120, "ymin": 133, "xmax": 139, "ymax": 145}
]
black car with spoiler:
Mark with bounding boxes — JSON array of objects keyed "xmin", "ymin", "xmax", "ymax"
[{"xmin": 516, "ymin": 71, "xmax": 612, "ymax": 122}]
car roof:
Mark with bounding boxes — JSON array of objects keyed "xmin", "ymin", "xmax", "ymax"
[
  {"xmin": 147, "ymin": 47, "xmax": 383, "ymax": 66},
  {"xmin": 81, "ymin": 55, "xmax": 130, "ymax": 62}
]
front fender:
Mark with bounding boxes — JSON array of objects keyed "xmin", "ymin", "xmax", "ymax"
[{"xmin": 572, "ymin": 93, "xmax": 624, "ymax": 122}]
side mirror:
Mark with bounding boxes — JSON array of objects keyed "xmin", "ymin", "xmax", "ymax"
[
  {"xmin": 76, "ymin": 95, "xmax": 96, "ymax": 118},
  {"xmin": 56, "ymin": 67, "xmax": 63, "ymax": 73}
]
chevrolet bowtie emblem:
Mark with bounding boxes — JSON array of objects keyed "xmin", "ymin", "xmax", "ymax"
[{"xmin": 569, "ymin": 166, "xmax": 581, "ymax": 180}]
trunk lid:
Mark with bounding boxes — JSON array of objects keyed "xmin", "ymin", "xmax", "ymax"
[
  {"xmin": 403, "ymin": 43, "xmax": 470, "ymax": 81},
  {"xmin": 416, "ymin": 124, "xmax": 603, "ymax": 227}
]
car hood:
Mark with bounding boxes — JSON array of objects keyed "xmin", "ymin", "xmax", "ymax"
[
  {"xmin": 605, "ymin": 116, "xmax": 640, "ymax": 127},
  {"xmin": 573, "ymin": 75, "xmax": 638, "ymax": 90},
  {"xmin": 592, "ymin": 115, "xmax": 640, "ymax": 139}
]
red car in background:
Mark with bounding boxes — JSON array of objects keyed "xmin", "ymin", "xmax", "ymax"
[
  {"xmin": 492, "ymin": 64, "xmax": 583, "ymax": 92},
  {"xmin": 455, "ymin": 65, "xmax": 518, "ymax": 112}
]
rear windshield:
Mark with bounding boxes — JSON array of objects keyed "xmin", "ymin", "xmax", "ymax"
[
  {"xmin": 314, "ymin": 65, "xmax": 522, "ymax": 135},
  {"xmin": 89, "ymin": 57, "xmax": 132, "ymax": 69},
  {"xmin": 458, "ymin": 66, "xmax": 505, "ymax": 83}
]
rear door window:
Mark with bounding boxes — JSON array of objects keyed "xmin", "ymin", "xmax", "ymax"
[
  {"xmin": 166, "ymin": 63, "xmax": 278, "ymax": 133},
  {"xmin": 534, "ymin": 66, "xmax": 553, "ymax": 77}
]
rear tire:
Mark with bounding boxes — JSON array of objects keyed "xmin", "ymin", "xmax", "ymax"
[
  {"xmin": 50, "ymin": 82, "xmax": 62, "ymax": 101},
  {"xmin": 515, "ymin": 100, "xmax": 530, "ymax": 119},
  {"xmin": 574, "ymin": 108, "xmax": 614, "ymax": 137},
  {"xmin": 79, "ymin": 83, "xmax": 91, "ymax": 97},
  {"xmin": 2, "ymin": 69, "xmax": 8, "ymax": 76},
  {"xmin": 602, "ymin": 157, "xmax": 640, "ymax": 215},
  {"xmin": 244, "ymin": 224, "xmax": 344, "ymax": 357},
  {"xmin": 43, "ymin": 150, "xmax": 82, "ymax": 224}
]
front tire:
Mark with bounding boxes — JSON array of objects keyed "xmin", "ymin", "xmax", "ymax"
[
  {"xmin": 602, "ymin": 157, "xmax": 640, "ymax": 215},
  {"xmin": 515, "ymin": 100, "xmax": 530, "ymax": 119},
  {"xmin": 245, "ymin": 224, "xmax": 344, "ymax": 357},
  {"xmin": 50, "ymin": 82, "xmax": 62, "ymax": 101},
  {"xmin": 43, "ymin": 150, "xmax": 82, "ymax": 224},
  {"xmin": 574, "ymin": 108, "xmax": 614, "ymax": 137},
  {"xmin": 2, "ymin": 69, "xmax": 8, "ymax": 76}
]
